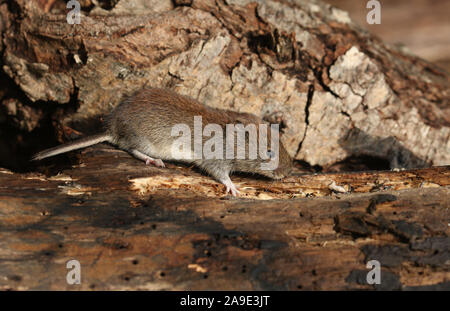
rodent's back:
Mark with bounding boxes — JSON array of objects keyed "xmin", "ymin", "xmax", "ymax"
[{"xmin": 107, "ymin": 88, "xmax": 261, "ymax": 145}]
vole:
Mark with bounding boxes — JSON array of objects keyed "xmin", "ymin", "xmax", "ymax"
[{"xmin": 32, "ymin": 87, "xmax": 293, "ymax": 196}]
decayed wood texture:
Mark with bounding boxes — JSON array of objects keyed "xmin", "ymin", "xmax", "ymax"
[
  {"xmin": 0, "ymin": 0, "xmax": 449, "ymax": 170},
  {"xmin": 0, "ymin": 146, "xmax": 449, "ymax": 290}
]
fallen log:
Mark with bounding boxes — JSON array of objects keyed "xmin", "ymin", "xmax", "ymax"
[
  {"xmin": 0, "ymin": 146, "xmax": 448, "ymax": 290},
  {"xmin": 0, "ymin": 0, "xmax": 449, "ymax": 291}
]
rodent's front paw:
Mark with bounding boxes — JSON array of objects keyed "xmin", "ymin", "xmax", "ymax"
[
  {"xmin": 220, "ymin": 177, "xmax": 240, "ymax": 197},
  {"xmin": 226, "ymin": 184, "xmax": 240, "ymax": 197}
]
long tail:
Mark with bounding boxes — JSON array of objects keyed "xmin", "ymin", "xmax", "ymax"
[{"xmin": 31, "ymin": 133, "xmax": 112, "ymax": 161}]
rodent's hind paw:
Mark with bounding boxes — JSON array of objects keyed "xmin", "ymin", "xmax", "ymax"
[
  {"xmin": 146, "ymin": 158, "xmax": 165, "ymax": 168},
  {"xmin": 131, "ymin": 149, "xmax": 165, "ymax": 168}
]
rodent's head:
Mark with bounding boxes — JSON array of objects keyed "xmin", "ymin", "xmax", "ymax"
[
  {"xmin": 200, "ymin": 111, "xmax": 293, "ymax": 179},
  {"xmin": 254, "ymin": 140, "xmax": 293, "ymax": 179},
  {"xmin": 232, "ymin": 134, "xmax": 293, "ymax": 180}
]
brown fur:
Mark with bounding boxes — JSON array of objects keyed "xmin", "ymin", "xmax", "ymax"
[{"xmin": 33, "ymin": 88, "xmax": 293, "ymax": 195}]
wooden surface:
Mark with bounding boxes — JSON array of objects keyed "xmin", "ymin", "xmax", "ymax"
[
  {"xmin": 0, "ymin": 146, "xmax": 449, "ymax": 290},
  {"xmin": 0, "ymin": 0, "xmax": 449, "ymax": 291}
]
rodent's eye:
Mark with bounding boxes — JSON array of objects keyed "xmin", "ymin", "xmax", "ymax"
[{"xmin": 267, "ymin": 150, "xmax": 276, "ymax": 159}]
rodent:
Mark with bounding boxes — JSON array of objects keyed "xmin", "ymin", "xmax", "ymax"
[{"xmin": 32, "ymin": 87, "xmax": 293, "ymax": 196}]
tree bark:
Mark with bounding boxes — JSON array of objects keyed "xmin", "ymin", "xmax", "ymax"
[{"xmin": 0, "ymin": 0, "xmax": 449, "ymax": 169}]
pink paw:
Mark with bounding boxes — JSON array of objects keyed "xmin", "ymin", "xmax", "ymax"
[
  {"xmin": 226, "ymin": 184, "xmax": 240, "ymax": 197},
  {"xmin": 145, "ymin": 158, "xmax": 165, "ymax": 168}
]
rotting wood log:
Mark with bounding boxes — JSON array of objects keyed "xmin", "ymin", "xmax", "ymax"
[
  {"xmin": 0, "ymin": 0, "xmax": 449, "ymax": 291},
  {"xmin": 0, "ymin": 146, "xmax": 449, "ymax": 290}
]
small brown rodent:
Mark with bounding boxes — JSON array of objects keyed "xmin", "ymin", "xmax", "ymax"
[{"xmin": 33, "ymin": 88, "xmax": 293, "ymax": 196}]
